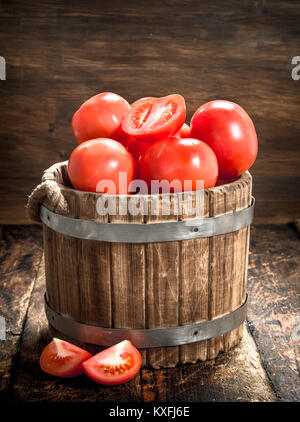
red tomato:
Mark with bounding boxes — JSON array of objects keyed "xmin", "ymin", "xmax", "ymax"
[
  {"xmin": 83, "ymin": 340, "xmax": 142, "ymax": 385},
  {"xmin": 127, "ymin": 123, "xmax": 191, "ymax": 163},
  {"xmin": 190, "ymin": 100, "xmax": 258, "ymax": 179},
  {"xmin": 127, "ymin": 137, "xmax": 153, "ymax": 163},
  {"xmin": 138, "ymin": 137, "xmax": 218, "ymax": 192},
  {"xmin": 68, "ymin": 138, "xmax": 137, "ymax": 194},
  {"xmin": 175, "ymin": 123, "xmax": 191, "ymax": 138},
  {"xmin": 216, "ymin": 177, "xmax": 239, "ymax": 186},
  {"xmin": 40, "ymin": 338, "xmax": 92, "ymax": 378},
  {"xmin": 122, "ymin": 94, "xmax": 186, "ymax": 142},
  {"xmin": 72, "ymin": 92, "xmax": 130, "ymax": 146}
]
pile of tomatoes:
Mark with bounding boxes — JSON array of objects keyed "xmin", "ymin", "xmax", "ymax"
[
  {"xmin": 68, "ymin": 92, "xmax": 258, "ymax": 194},
  {"xmin": 40, "ymin": 94, "xmax": 258, "ymax": 386}
]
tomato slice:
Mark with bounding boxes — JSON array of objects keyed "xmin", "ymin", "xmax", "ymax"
[
  {"xmin": 40, "ymin": 338, "xmax": 92, "ymax": 378},
  {"xmin": 82, "ymin": 340, "xmax": 142, "ymax": 385},
  {"xmin": 122, "ymin": 94, "xmax": 186, "ymax": 142}
]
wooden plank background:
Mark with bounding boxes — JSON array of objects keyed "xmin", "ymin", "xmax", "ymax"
[{"xmin": 0, "ymin": 0, "xmax": 299, "ymax": 224}]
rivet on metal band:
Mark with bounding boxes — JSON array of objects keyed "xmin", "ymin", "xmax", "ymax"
[
  {"xmin": 44, "ymin": 293, "xmax": 248, "ymax": 349},
  {"xmin": 40, "ymin": 197, "xmax": 255, "ymax": 243}
]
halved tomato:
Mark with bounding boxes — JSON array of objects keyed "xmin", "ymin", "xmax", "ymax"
[
  {"xmin": 82, "ymin": 340, "xmax": 142, "ymax": 385},
  {"xmin": 40, "ymin": 338, "xmax": 92, "ymax": 378},
  {"xmin": 122, "ymin": 94, "xmax": 186, "ymax": 142}
]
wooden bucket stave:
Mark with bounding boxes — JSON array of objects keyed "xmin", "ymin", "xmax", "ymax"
[{"xmin": 39, "ymin": 161, "xmax": 252, "ymax": 368}]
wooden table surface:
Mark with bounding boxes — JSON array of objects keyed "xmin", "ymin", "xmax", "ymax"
[{"xmin": 0, "ymin": 224, "xmax": 299, "ymax": 402}]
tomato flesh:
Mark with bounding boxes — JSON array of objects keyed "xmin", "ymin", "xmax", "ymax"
[
  {"xmin": 122, "ymin": 94, "xmax": 186, "ymax": 142},
  {"xmin": 82, "ymin": 340, "xmax": 142, "ymax": 385},
  {"xmin": 72, "ymin": 92, "xmax": 130, "ymax": 146},
  {"xmin": 40, "ymin": 338, "xmax": 92, "ymax": 378}
]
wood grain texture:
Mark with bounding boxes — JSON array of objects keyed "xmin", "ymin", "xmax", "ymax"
[
  {"xmin": 178, "ymin": 190, "xmax": 209, "ymax": 363},
  {"xmin": 1, "ymin": 224, "xmax": 299, "ymax": 401},
  {"xmin": 110, "ymin": 196, "xmax": 147, "ymax": 365},
  {"xmin": 0, "ymin": 225, "xmax": 43, "ymax": 395},
  {"xmin": 145, "ymin": 193, "xmax": 180, "ymax": 368},
  {"xmin": 141, "ymin": 326, "xmax": 276, "ymax": 402},
  {"xmin": 0, "ymin": 0, "xmax": 299, "ymax": 224},
  {"xmin": 9, "ymin": 255, "xmax": 274, "ymax": 402},
  {"xmin": 12, "ymin": 257, "xmax": 143, "ymax": 402},
  {"xmin": 207, "ymin": 175, "xmax": 252, "ymax": 358},
  {"xmin": 40, "ymin": 162, "xmax": 252, "ymax": 368},
  {"xmin": 247, "ymin": 225, "xmax": 300, "ymax": 402}
]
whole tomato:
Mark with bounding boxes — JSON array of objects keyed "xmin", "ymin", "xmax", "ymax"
[
  {"xmin": 138, "ymin": 137, "xmax": 218, "ymax": 192},
  {"xmin": 190, "ymin": 100, "xmax": 258, "ymax": 179},
  {"xmin": 175, "ymin": 123, "xmax": 191, "ymax": 138},
  {"xmin": 68, "ymin": 138, "xmax": 137, "ymax": 194},
  {"xmin": 127, "ymin": 137, "xmax": 153, "ymax": 163},
  {"xmin": 72, "ymin": 92, "xmax": 130, "ymax": 146}
]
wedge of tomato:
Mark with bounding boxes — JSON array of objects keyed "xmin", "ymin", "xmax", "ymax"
[
  {"xmin": 83, "ymin": 340, "xmax": 142, "ymax": 385},
  {"xmin": 122, "ymin": 94, "xmax": 186, "ymax": 142},
  {"xmin": 40, "ymin": 338, "xmax": 92, "ymax": 378}
]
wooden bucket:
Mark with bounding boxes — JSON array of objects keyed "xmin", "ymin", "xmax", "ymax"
[{"xmin": 28, "ymin": 161, "xmax": 253, "ymax": 369}]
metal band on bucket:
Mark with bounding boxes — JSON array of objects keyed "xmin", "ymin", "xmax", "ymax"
[
  {"xmin": 40, "ymin": 197, "xmax": 254, "ymax": 243},
  {"xmin": 45, "ymin": 293, "xmax": 248, "ymax": 348}
]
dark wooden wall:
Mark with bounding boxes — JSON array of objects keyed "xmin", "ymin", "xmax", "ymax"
[{"xmin": 0, "ymin": 0, "xmax": 299, "ymax": 224}]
